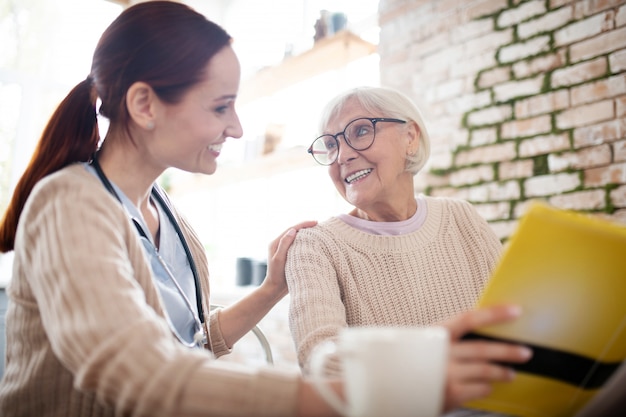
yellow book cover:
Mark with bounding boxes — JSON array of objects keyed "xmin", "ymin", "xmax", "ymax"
[{"xmin": 464, "ymin": 203, "xmax": 626, "ymax": 417}]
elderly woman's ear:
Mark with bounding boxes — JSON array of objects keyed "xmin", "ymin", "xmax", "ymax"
[{"xmin": 405, "ymin": 120, "xmax": 421, "ymax": 156}]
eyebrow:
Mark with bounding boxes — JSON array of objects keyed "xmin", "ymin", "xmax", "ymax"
[{"xmin": 214, "ymin": 94, "xmax": 237, "ymax": 102}]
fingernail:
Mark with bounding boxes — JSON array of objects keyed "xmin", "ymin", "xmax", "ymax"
[
  {"xmin": 519, "ymin": 346, "xmax": 533, "ymax": 360},
  {"xmin": 286, "ymin": 228, "xmax": 296, "ymax": 236},
  {"xmin": 507, "ymin": 368, "xmax": 517, "ymax": 380},
  {"xmin": 507, "ymin": 305, "xmax": 523, "ymax": 317}
]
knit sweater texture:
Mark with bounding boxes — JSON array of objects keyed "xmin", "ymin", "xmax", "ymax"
[
  {"xmin": 285, "ymin": 196, "xmax": 502, "ymax": 374},
  {"xmin": 0, "ymin": 164, "xmax": 299, "ymax": 417}
]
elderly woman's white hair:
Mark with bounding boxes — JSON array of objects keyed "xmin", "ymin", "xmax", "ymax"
[{"xmin": 318, "ymin": 86, "xmax": 431, "ymax": 175}]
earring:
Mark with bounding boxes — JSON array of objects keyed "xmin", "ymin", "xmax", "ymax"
[{"xmin": 146, "ymin": 121, "xmax": 155, "ymax": 130}]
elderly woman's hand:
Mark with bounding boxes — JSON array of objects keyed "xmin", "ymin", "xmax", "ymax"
[{"xmin": 440, "ymin": 305, "xmax": 533, "ymax": 412}]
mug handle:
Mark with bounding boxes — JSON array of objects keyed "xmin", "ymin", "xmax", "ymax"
[{"xmin": 309, "ymin": 341, "xmax": 350, "ymax": 416}]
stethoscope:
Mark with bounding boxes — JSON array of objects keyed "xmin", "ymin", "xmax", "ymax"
[{"xmin": 90, "ymin": 153, "xmax": 207, "ymax": 349}]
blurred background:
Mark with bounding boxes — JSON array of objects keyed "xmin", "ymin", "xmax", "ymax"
[{"xmin": 1, "ymin": 0, "xmax": 625, "ymax": 370}]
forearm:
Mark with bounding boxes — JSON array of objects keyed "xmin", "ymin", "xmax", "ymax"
[
  {"xmin": 296, "ymin": 378, "xmax": 343, "ymax": 417},
  {"xmin": 216, "ymin": 281, "xmax": 285, "ymax": 348}
]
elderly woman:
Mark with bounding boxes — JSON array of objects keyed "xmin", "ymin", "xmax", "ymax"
[{"xmin": 286, "ymin": 86, "xmax": 506, "ymax": 379}]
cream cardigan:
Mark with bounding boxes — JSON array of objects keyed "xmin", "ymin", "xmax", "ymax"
[
  {"xmin": 286, "ymin": 196, "xmax": 502, "ymax": 374},
  {"xmin": 0, "ymin": 164, "xmax": 298, "ymax": 417}
]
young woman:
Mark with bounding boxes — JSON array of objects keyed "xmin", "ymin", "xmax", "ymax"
[{"xmin": 0, "ymin": 3, "xmax": 530, "ymax": 416}]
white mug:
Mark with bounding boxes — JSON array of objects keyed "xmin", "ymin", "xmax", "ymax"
[{"xmin": 309, "ymin": 326, "xmax": 449, "ymax": 417}]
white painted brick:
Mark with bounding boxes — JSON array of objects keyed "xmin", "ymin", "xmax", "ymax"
[
  {"xmin": 549, "ymin": 189, "xmax": 606, "ymax": 210},
  {"xmin": 451, "ymin": 18, "xmax": 494, "ymax": 43},
  {"xmin": 585, "ymin": 162, "xmax": 626, "ymax": 187},
  {"xmin": 610, "ymin": 209, "xmax": 626, "ymax": 224},
  {"xmin": 465, "ymin": 180, "xmax": 522, "ymax": 202},
  {"xmin": 524, "ymin": 173, "xmax": 581, "ymax": 197},
  {"xmin": 455, "ymin": 142, "xmax": 517, "ymax": 165},
  {"xmin": 554, "ymin": 11, "xmax": 611, "ymax": 46},
  {"xmin": 574, "ymin": 1, "xmax": 622, "ymax": 19},
  {"xmin": 519, "ymin": 133, "xmax": 571, "ymax": 158},
  {"xmin": 451, "ymin": 51, "xmax": 498, "ymax": 78},
  {"xmin": 498, "ymin": 0, "xmax": 546, "ymax": 27},
  {"xmin": 570, "ymin": 27, "xmax": 626, "ymax": 62},
  {"xmin": 433, "ymin": 78, "xmax": 465, "ymax": 101},
  {"xmin": 493, "ymin": 74, "xmax": 544, "ymax": 102},
  {"xmin": 611, "ymin": 185, "xmax": 626, "ymax": 206},
  {"xmin": 450, "ymin": 166, "xmax": 495, "ymax": 186},
  {"xmin": 473, "ymin": 201, "xmax": 511, "ymax": 221},
  {"xmin": 618, "ymin": 4, "xmax": 626, "ymax": 27},
  {"xmin": 519, "ymin": 6, "xmax": 573, "ymax": 39},
  {"xmin": 513, "ymin": 50, "xmax": 566, "ymax": 78},
  {"xmin": 614, "ymin": 140, "xmax": 626, "ymax": 162},
  {"xmin": 428, "ymin": 150, "xmax": 454, "ymax": 171},
  {"xmin": 556, "ymin": 100, "xmax": 615, "ymax": 129},
  {"xmin": 501, "ymin": 115, "xmax": 552, "ymax": 139},
  {"xmin": 489, "ymin": 219, "xmax": 518, "ymax": 240},
  {"xmin": 499, "ymin": 35, "xmax": 551, "ymax": 63},
  {"xmin": 548, "ymin": 144, "xmax": 612, "ymax": 171},
  {"xmin": 463, "ymin": 0, "xmax": 509, "ymax": 21},
  {"xmin": 500, "ymin": 160, "xmax": 534, "ymax": 180},
  {"xmin": 444, "ymin": 91, "xmax": 492, "ymax": 114},
  {"xmin": 551, "ymin": 57, "xmax": 607, "ymax": 88},
  {"xmin": 467, "ymin": 105, "xmax": 513, "ymax": 126},
  {"xmin": 618, "ymin": 95, "xmax": 626, "ymax": 118},
  {"xmin": 478, "ymin": 66, "xmax": 512, "ymax": 89},
  {"xmin": 471, "ymin": 128, "xmax": 498, "ymax": 146},
  {"xmin": 429, "ymin": 186, "xmax": 462, "ymax": 198},
  {"xmin": 515, "ymin": 90, "xmax": 570, "ymax": 118},
  {"xmin": 574, "ymin": 118, "xmax": 626, "ymax": 148},
  {"xmin": 463, "ymin": 29, "xmax": 514, "ymax": 56},
  {"xmin": 421, "ymin": 44, "xmax": 465, "ymax": 74},
  {"xmin": 571, "ymin": 74, "xmax": 626, "ymax": 106},
  {"xmin": 610, "ymin": 49, "xmax": 626, "ymax": 73}
]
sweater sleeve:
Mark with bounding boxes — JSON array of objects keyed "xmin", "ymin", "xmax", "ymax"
[
  {"xmin": 10, "ymin": 168, "xmax": 299, "ymax": 417},
  {"xmin": 447, "ymin": 198, "xmax": 503, "ymax": 281},
  {"xmin": 285, "ymin": 226, "xmax": 347, "ymax": 376}
]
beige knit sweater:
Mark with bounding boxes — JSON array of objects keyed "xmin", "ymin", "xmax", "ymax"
[
  {"xmin": 285, "ymin": 197, "xmax": 502, "ymax": 374},
  {"xmin": 0, "ymin": 164, "xmax": 299, "ymax": 417}
]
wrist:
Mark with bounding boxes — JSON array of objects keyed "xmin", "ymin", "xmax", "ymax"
[{"xmin": 257, "ymin": 279, "xmax": 288, "ymax": 305}]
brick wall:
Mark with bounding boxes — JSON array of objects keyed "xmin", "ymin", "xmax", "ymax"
[{"xmin": 379, "ymin": 0, "xmax": 626, "ymax": 239}]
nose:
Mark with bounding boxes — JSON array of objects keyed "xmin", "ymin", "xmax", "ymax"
[
  {"xmin": 335, "ymin": 135, "xmax": 358, "ymax": 164},
  {"xmin": 227, "ymin": 112, "xmax": 244, "ymax": 139}
]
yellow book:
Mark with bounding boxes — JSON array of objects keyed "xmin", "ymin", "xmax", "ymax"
[{"xmin": 464, "ymin": 202, "xmax": 626, "ymax": 417}]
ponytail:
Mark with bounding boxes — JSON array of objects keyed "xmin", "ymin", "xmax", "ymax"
[{"xmin": 0, "ymin": 76, "xmax": 100, "ymax": 252}]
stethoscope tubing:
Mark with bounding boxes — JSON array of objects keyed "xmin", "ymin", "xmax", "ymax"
[{"xmin": 90, "ymin": 154, "xmax": 206, "ymax": 348}]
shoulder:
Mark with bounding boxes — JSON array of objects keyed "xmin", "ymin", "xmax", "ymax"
[
  {"xmin": 21, "ymin": 164, "xmax": 125, "ymax": 227},
  {"xmin": 423, "ymin": 194, "xmax": 473, "ymax": 210},
  {"xmin": 288, "ymin": 217, "xmax": 349, "ymax": 255},
  {"xmin": 422, "ymin": 195, "xmax": 483, "ymax": 220},
  {"xmin": 29, "ymin": 163, "xmax": 109, "ymax": 202},
  {"xmin": 293, "ymin": 217, "xmax": 347, "ymax": 241},
  {"xmin": 421, "ymin": 195, "xmax": 495, "ymax": 235},
  {"xmin": 422, "ymin": 195, "xmax": 500, "ymax": 244}
]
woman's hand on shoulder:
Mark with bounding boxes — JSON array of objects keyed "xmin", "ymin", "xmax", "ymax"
[
  {"xmin": 262, "ymin": 220, "xmax": 317, "ymax": 299},
  {"xmin": 440, "ymin": 305, "xmax": 533, "ymax": 412}
]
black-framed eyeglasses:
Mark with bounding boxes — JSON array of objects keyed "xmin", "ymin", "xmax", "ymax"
[{"xmin": 308, "ymin": 117, "xmax": 406, "ymax": 165}]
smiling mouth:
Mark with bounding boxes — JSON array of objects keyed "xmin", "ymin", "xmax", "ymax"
[
  {"xmin": 208, "ymin": 143, "xmax": 223, "ymax": 153},
  {"xmin": 345, "ymin": 169, "xmax": 372, "ymax": 184}
]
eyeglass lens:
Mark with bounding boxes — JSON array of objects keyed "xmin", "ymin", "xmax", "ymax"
[{"xmin": 310, "ymin": 118, "xmax": 377, "ymax": 165}]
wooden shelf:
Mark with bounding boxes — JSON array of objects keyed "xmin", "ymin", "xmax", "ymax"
[{"xmin": 238, "ymin": 30, "xmax": 377, "ymax": 105}]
